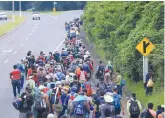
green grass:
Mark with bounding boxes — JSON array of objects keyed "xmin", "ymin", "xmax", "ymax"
[
  {"xmin": 0, "ymin": 16, "xmax": 25, "ymax": 37},
  {"xmin": 49, "ymin": 11, "xmax": 64, "ymax": 16},
  {"xmin": 84, "ymin": 30, "xmax": 164, "ymax": 110},
  {"xmin": 126, "ymin": 77, "xmax": 164, "ymax": 110}
]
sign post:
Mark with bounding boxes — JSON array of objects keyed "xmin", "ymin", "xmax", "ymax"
[
  {"xmin": 53, "ymin": 2, "xmax": 57, "ymax": 12},
  {"xmin": 136, "ymin": 37, "xmax": 155, "ymax": 84}
]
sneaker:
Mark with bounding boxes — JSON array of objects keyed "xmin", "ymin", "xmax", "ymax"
[{"xmin": 12, "ymin": 102, "xmax": 19, "ymax": 110}]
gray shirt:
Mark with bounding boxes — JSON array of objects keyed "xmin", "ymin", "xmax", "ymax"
[{"xmin": 100, "ymin": 103, "xmax": 115, "ymax": 118}]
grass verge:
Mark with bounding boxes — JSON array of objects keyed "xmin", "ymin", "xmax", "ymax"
[
  {"xmin": 83, "ymin": 28, "xmax": 164, "ymax": 110},
  {"xmin": 49, "ymin": 11, "xmax": 64, "ymax": 16},
  {"xmin": 0, "ymin": 16, "xmax": 25, "ymax": 37}
]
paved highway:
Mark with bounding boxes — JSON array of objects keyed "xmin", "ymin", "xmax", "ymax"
[{"xmin": 0, "ymin": 10, "xmax": 83, "ymax": 118}]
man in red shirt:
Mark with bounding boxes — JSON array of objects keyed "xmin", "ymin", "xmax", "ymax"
[{"xmin": 10, "ymin": 65, "xmax": 21, "ymax": 98}]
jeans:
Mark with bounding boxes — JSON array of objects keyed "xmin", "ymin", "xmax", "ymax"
[{"xmin": 12, "ymin": 80, "xmax": 21, "ymax": 97}]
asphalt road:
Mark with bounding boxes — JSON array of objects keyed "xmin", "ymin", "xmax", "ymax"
[{"xmin": 0, "ymin": 10, "xmax": 83, "ymax": 118}]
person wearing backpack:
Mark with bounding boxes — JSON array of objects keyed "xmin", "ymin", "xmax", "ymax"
[
  {"xmin": 112, "ymin": 87, "xmax": 124, "ymax": 116},
  {"xmin": 15, "ymin": 86, "xmax": 33, "ymax": 118},
  {"xmin": 33, "ymin": 85, "xmax": 50, "ymax": 118},
  {"xmin": 71, "ymin": 91, "xmax": 90, "ymax": 118},
  {"xmin": 83, "ymin": 80, "xmax": 93, "ymax": 97},
  {"xmin": 65, "ymin": 86, "xmax": 78, "ymax": 116},
  {"xmin": 156, "ymin": 105, "xmax": 163, "ymax": 118},
  {"xmin": 127, "ymin": 93, "xmax": 142, "ymax": 118},
  {"xmin": 96, "ymin": 61, "xmax": 105, "ymax": 81},
  {"xmin": 158, "ymin": 105, "xmax": 165, "ymax": 118},
  {"xmin": 100, "ymin": 93, "xmax": 115, "ymax": 118},
  {"xmin": 141, "ymin": 103, "xmax": 156, "ymax": 118}
]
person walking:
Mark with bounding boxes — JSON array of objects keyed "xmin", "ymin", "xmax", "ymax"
[
  {"xmin": 145, "ymin": 70, "xmax": 154, "ymax": 96},
  {"xmin": 114, "ymin": 71, "xmax": 122, "ymax": 96},
  {"xmin": 10, "ymin": 65, "xmax": 22, "ymax": 98},
  {"xmin": 127, "ymin": 93, "xmax": 142, "ymax": 118},
  {"xmin": 158, "ymin": 105, "xmax": 165, "ymax": 118},
  {"xmin": 100, "ymin": 93, "xmax": 115, "ymax": 118},
  {"xmin": 145, "ymin": 102, "xmax": 156, "ymax": 118}
]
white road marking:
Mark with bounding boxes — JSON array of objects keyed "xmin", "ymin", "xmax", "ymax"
[
  {"xmin": 4, "ymin": 59, "xmax": 9, "ymax": 63},
  {"xmin": 26, "ymin": 38, "xmax": 28, "ymax": 40},
  {"xmin": 20, "ymin": 44, "xmax": 24, "ymax": 47},
  {"xmin": 1, "ymin": 49, "xmax": 13, "ymax": 53},
  {"xmin": 13, "ymin": 51, "xmax": 17, "ymax": 55},
  {"xmin": 32, "ymin": 30, "xmax": 35, "ymax": 33},
  {"xmin": 29, "ymin": 33, "xmax": 32, "ymax": 36},
  {"xmin": 55, "ymin": 39, "xmax": 65, "ymax": 51}
]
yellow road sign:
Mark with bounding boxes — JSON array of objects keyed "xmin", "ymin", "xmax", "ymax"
[{"xmin": 136, "ymin": 37, "xmax": 155, "ymax": 56}]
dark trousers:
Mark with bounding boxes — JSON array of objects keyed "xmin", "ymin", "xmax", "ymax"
[
  {"xmin": 117, "ymin": 85, "xmax": 122, "ymax": 96},
  {"xmin": 146, "ymin": 87, "xmax": 153, "ymax": 95},
  {"xmin": 20, "ymin": 76, "xmax": 24, "ymax": 89},
  {"xmin": 12, "ymin": 80, "xmax": 21, "ymax": 97},
  {"xmin": 130, "ymin": 114, "xmax": 139, "ymax": 118}
]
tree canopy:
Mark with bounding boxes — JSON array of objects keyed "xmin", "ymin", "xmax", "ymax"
[
  {"xmin": 0, "ymin": 1, "xmax": 86, "ymax": 11},
  {"xmin": 82, "ymin": 1, "xmax": 164, "ymax": 86}
]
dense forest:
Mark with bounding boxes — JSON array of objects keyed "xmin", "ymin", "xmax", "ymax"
[
  {"xmin": 0, "ymin": 1, "xmax": 86, "ymax": 11},
  {"xmin": 82, "ymin": 1, "xmax": 164, "ymax": 87}
]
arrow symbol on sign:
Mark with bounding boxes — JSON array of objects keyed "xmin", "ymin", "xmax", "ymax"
[{"xmin": 143, "ymin": 41, "xmax": 150, "ymax": 53}]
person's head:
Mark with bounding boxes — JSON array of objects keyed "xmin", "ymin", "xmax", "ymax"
[
  {"xmin": 40, "ymin": 51, "xmax": 43, "ymax": 55},
  {"xmin": 99, "ymin": 61, "xmax": 103, "ymax": 66},
  {"xmin": 157, "ymin": 105, "xmax": 162, "ymax": 110},
  {"xmin": 39, "ymin": 85, "xmax": 45, "ymax": 92},
  {"xmin": 13, "ymin": 65, "xmax": 17, "ymax": 69},
  {"xmin": 26, "ymin": 111, "xmax": 34, "ymax": 118},
  {"xmin": 82, "ymin": 88, "xmax": 87, "ymax": 95},
  {"xmin": 25, "ymin": 85, "xmax": 32, "ymax": 94},
  {"xmin": 28, "ymin": 74, "xmax": 34, "ymax": 80},
  {"xmin": 49, "ymin": 52, "xmax": 52, "ymax": 56},
  {"xmin": 148, "ymin": 103, "xmax": 154, "ymax": 109},
  {"xmin": 132, "ymin": 93, "xmax": 136, "ymax": 100},
  {"xmin": 71, "ymin": 86, "xmax": 77, "ymax": 93},
  {"xmin": 47, "ymin": 113, "xmax": 54, "ymax": 118},
  {"xmin": 113, "ymin": 87, "xmax": 118, "ymax": 93},
  {"xmin": 80, "ymin": 67, "xmax": 84, "ymax": 71},
  {"xmin": 104, "ymin": 108, "xmax": 111, "ymax": 117},
  {"xmin": 99, "ymin": 90, "xmax": 105, "ymax": 97},
  {"xmin": 73, "ymin": 75, "xmax": 78, "ymax": 81}
]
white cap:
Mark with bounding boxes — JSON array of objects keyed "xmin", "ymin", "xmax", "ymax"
[
  {"xmin": 104, "ymin": 94, "xmax": 114, "ymax": 103},
  {"xmin": 47, "ymin": 113, "xmax": 54, "ymax": 118},
  {"xmin": 38, "ymin": 85, "xmax": 45, "ymax": 90}
]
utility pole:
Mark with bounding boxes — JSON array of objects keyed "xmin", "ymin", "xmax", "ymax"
[
  {"xmin": 19, "ymin": 1, "xmax": 22, "ymax": 18},
  {"xmin": 12, "ymin": 1, "xmax": 15, "ymax": 22}
]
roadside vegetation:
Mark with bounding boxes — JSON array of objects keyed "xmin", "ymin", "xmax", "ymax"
[
  {"xmin": 0, "ymin": 16, "xmax": 25, "ymax": 37},
  {"xmin": 82, "ymin": 1, "xmax": 164, "ymax": 109}
]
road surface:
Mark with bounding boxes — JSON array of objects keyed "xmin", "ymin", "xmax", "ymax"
[{"xmin": 0, "ymin": 10, "xmax": 83, "ymax": 118}]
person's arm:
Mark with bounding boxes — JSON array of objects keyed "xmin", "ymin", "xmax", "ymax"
[
  {"xmin": 10, "ymin": 73, "xmax": 12, "ymax": 79},
  {"xmin": 44, "ymin": 94, "xmax": 50, "ymax": 112},
  {"xmin": 121, "ymin": 100, "xmax": 125, "ymax": 115},
  {"xmin": 137, "ymin": 100, "xmax": 142, "ymax": 113},
  {"xmin": 126, "ymin": 100, "xmax": 131, "ymax": 116},
  {"xmin": 85, "ymin": 101, "xmax": 90, "ymax": 114}
]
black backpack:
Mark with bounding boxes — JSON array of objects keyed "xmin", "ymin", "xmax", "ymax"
[
  {"xmin": 129, "ymin": 100, "xmax": 140, "ymax": 115},
  {"xmin": 97, "ymin": 66, "xmax": 104, "ymax": 78}
]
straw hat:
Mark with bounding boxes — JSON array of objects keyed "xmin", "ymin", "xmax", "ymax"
[{"xmin": 104, "ymin": 94, "xmax": 114, "ymax": 103}]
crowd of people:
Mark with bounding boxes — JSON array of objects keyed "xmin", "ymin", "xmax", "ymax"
[{"xmin": 9, "ymin": 18, "xmax": 164, "ymax": 118}]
